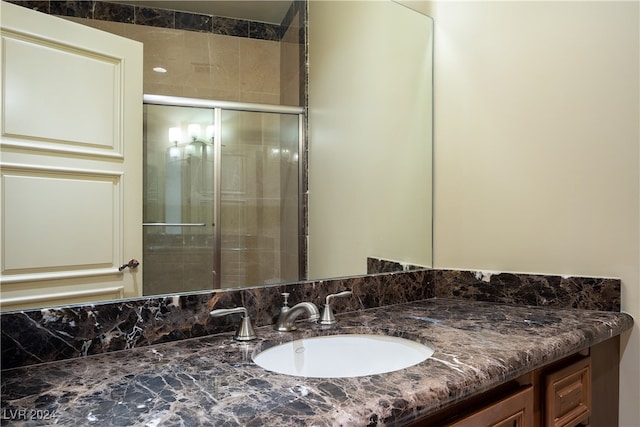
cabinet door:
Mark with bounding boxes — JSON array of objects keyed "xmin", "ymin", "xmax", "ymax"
[
  {"xmin": 544, "ymin": 357, "xmax": 591, "ymax": 427},
  {"xmin": 449, "ymin": 386, "xmax": 534, "ymax": 427}
]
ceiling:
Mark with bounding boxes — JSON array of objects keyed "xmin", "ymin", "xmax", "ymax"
[{"xmin": 114, "ymin": 1, "xmax": 294, "ymax": 25}]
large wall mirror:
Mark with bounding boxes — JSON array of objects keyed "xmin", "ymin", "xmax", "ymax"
[{"xmin": 0, "ymin": 0, "xmax": 433, "ymax": 311}]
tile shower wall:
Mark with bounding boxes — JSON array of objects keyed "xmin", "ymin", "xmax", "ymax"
[
  {"xmin": 143, "ymin": 234, "xmax": 214, "ymax": 295},
  {"xmin": 280, "ymin": 0, "xmax": 306, "ymax": 107},
  {"xmin": 7, "ymin": 0, "xmax": 305, "ymax": 105}
]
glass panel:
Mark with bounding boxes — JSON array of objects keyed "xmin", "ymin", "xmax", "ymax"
[
  {"xmin": 220, "ymin": 110, "xmax": 299, "ymax": 288},
  {"xmin": 143, "ymin": 104, "xmax": 216, "ymax": 295}
]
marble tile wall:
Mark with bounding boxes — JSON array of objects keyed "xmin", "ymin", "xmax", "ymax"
[{"xmin": 6, "ymin": 1, "xmax": 286, "ymax": 40}]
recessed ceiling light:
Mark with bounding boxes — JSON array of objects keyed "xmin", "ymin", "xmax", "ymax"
[{"xmin": 153, "ymin": 67, "xmax": 167, "ymax": 73}]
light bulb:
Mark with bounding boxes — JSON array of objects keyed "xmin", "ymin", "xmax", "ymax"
[
  {"xmin": 169, "ymin": 143, "xmax": 180, "ymax": 158},
  {"xmin": 206, "ymin": 124, "xmax": 215, "ymax": 140},
  {"xmin": 168, "ymin": 127, "xmax": 181, "ymax": 143},
  {"xmin": 188, "ymin": 123, "xmax": 201, "ymax": 140}
]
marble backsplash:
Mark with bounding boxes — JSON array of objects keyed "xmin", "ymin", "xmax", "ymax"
[
  {"xmin": 366, "ymin": 257, "xmax": 427, "ymax": 274},
  {"xmin": 0, "ymin": 270, "xmax": 433, "ymax": 370},
  {"xmin": 0, "ymin": 268, "xmax": 620, "ymax": 370},
  {"xmin": 434, "ymin": 269, "xmax": 621, "ymax": 312}
]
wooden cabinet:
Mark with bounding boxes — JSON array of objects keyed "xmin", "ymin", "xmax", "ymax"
[
  {"xmin": 544, "ymin": 357, "xmax": 591, "ymax": 427},
  {"xmin": 408, "ymin": 337, "xmax": 620, "ymax": 427},
  {"xmin": 448, "ymin": 386, "xmax": 534, "ymax": 427}
]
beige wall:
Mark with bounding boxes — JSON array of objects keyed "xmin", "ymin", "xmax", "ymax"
[{"xmin": 429, "ymin": 2, "xmax": 639, "ymax": 425}]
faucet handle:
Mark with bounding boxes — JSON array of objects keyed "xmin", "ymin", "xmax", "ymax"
[
  {"xmin": 281, "ymin": 292, "xmax": 290, "ymax": 307},
  {"xmin": 210, "ymin": 307, "xmax": 257, "ymax": 341},
  {"xmin": 324, "ymin": 290, "xmax": 352, "ymax": 305},
  {"xmin": 319, "ymin": 290, "xmax": 352, "ymax": 325}
]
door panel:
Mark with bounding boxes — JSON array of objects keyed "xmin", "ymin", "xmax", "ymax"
[
  {"xmin": 2, "ymin": 167, "xmax": 117, "ymax": 271},
  {"xmin": 0, "ymin": 2, "xmax": 143, "ymax": 310},
  {"xmin": 2, "ymin": 35, "xmax": 120, "ymax": 154}
]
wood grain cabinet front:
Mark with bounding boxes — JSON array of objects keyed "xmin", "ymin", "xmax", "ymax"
[
  {"xmin": 543, "ymin": 357, "xmax": 591, "ymax": 427},
  {"xmin": 449, "ymin": 386, "xmax": 534, "ymax": 427},
  {"xmin": 406, "ymin": 338, "xmax": 617, "ymax": 427}
]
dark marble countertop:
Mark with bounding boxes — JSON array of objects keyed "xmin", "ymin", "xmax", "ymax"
[{"xmin": 0, "ymin": 298, "xmax": 633, "ymax": 426}]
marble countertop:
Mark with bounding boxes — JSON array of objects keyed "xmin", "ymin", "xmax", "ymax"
[{"xmin": 0, "ymin": 298, "xmax": 633, "ymax": 426}]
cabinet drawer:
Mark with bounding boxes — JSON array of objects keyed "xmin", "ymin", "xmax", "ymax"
[
  {"xmin": 448, "ymin": 385, "xmax": 534, "ymax": 427},
  {"xmin": 544, "ymin": 356, "xmax": 591, "ymax": 427}
]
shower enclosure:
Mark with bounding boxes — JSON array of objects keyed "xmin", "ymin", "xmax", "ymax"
[{"xmin": 142, "ymin": 95, "xmax": 303, "ymax": 294}]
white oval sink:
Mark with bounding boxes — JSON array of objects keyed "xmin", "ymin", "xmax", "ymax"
[{"xmin": 252, "ymin": 334, "xmax": 434, "ymax": 378}]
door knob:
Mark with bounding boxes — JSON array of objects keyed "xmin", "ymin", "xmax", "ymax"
[{"xmin": 118, "ymin": 259, "xmax": 140, "ymax": 271}]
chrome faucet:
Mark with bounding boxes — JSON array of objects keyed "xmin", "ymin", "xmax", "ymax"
[{"xmin": 274, "ymin": 292, "xmax": 320, "ymax": 332}]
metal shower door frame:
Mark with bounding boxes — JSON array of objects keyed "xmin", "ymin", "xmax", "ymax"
[{"xmin": 143, "ymin": 94, "xmax": 305, "ymax": 288}]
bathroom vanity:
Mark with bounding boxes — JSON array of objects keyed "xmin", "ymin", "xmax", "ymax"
[{"xmin": 0, "ymin": 298, "xmax": 632, "ymax": 426}]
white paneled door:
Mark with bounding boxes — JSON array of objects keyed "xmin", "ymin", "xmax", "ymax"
[{"xmin": 0, "ymin": 2, "xmax": 143, "ymax": 310}]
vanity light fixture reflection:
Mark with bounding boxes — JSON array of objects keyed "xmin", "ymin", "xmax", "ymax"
[
  {"xmin": 167, "ymin": 127, "xmax": 182, "ymax": 158},
  {"xmin": 168, "ymin": 142, "xmax": 180, "ymax": 158},
  {"xmin": 187, "ymin": 123, "xmax": 201, "ymax": 140},
  {"xmin": 206, "ymin": 124, "xmax": 215, "ymax": 141},
  {"xmin": 166, "ymin": 123, "xmax": 214, "ymax": 160},
  {"xmin": 168, "ymin": 127, "xmax": 181, "ymax": 143}
]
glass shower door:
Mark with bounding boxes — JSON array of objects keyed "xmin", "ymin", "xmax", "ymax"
[
  {"xmin": 219, "ymin": 109, "xmax": 300, "ymax": 288},
  {"xmin": 143, "ymin": 104, "xmax": 216, "ymax": 295},
  {"xmin": 142, "ymin": 97, "xmax": 303, "ymax": 295}
]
